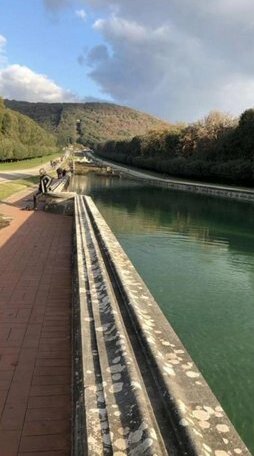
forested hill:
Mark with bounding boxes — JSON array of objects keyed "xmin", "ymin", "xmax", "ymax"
[
  {"xmin": 0, "ymin": 99, "xmax": 58, "ymax": 161},
  {"xmin": 5, "ymin": 100, "xmax": 170, "ymax": 147}
]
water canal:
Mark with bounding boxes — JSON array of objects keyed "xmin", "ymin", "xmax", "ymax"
[{"xmin": 70, "ymin": 174, "xmax": 254, "ymax": 454}]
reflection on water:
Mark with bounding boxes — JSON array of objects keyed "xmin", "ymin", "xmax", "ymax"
[{"xmin": 70, "ymin": 174, "xmax": 254, "ymax": 453}]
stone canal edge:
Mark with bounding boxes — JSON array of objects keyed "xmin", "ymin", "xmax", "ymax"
[{"xmin": 0, "ymin": 187, "xmax": 251, "ymax": 455}]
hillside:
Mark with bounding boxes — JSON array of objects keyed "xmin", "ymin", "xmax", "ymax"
[
  {"xmin": 5, "ymin": 100, "xmax": 170, "ymax": 147},
  {"xmin": 0, "ymin": 98, "xmax": 58, "ymax": 161}
]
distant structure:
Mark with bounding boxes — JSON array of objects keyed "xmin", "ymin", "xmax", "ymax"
[{"xmin": 76, "ymin": 119, "xmax": 82, "ymax": 142}]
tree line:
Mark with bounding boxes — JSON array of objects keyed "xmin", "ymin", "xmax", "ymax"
[
  {"xmin": 96, "ymin": 110, "xmax": 254, "ymax": 186},
  {"xmin": 0, "ymin": 98, "xmax": 59, "ymax": 161}
]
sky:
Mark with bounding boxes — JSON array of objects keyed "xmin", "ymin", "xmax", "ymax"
[{"xmin": 1, "ymin": 0, "xmax": 254, "ymax": 122}]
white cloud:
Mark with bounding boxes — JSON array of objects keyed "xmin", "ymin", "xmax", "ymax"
[
  {"xmin": 217, "ymin": 75, "xmax": 254, "ymax": 114},
  {"xmin": 0, "ymin": 33, "xmax": 77, "ymax": 103},
  {"xmin": 43, "ymin": 0, "xmax": 72, "ymax": 10},
  {"xmin": 88, "ymin": 15, "xmax": 216, "ymax": 119},
  {"xmin": 44, "ymin": 0, "xmax": 87, "ymax": 10},
  {"xmin": 78, "ymin": 0, "xmax": 254, "ymax": 121},
  {"xmin": 182, "ymin": 0, "xmax": 254, "ymax": 23},
  {"xmin": 75, "ymin": 9, "xmax": 87, "ymax": 21},
  {"xmin": 84, "ymin": 0, "xmax": 254, "ymax": 21},
  {"xmin": 0, "ymin": 64, "xmax": 76, "ymax": 102},
  {"xmin": 0, "ymin": 35, "xmax": 7, "ymax": 48},
  {"xmin": 93, "ymin": 17, "xmax": 149, "ymax": 43},
  {"xmin": 0, "ymin": 35, "xmax": 7, "ymax": 67}
]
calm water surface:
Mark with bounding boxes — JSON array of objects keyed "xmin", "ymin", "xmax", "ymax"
[{"xmin": 70, "ymin": 174, "xmax": 254, "ymax": 453}]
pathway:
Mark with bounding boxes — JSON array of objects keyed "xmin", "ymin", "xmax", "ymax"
[
  {"xmin": 0, "ymin": 163, "xmax": 53, "ymax": 184},
  {"xmin": 0, "ymin": 190, "xmax": 72, "ymax": 455}
]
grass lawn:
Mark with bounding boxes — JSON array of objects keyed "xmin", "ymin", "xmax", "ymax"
[
  {"xmin": 0, "ymin": 177, "xmax": 38, "ymax": 201},
  {"xmin": 0, "ymin": 153, "xmax": 62, "ymax": 171}
]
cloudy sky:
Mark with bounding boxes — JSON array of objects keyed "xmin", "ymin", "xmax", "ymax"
[{"xmin": 1, "ymin": 0, "xmax": 254, "ymax": 122}]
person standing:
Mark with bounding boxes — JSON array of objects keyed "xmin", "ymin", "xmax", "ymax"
[{"xmin": 56, "ymin": 167, "xmax": 63, "ymax": 178}]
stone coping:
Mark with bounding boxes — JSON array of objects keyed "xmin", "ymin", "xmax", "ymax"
[
  {"xmin": 50, "ymin": 174, "xmax": 70, "ymax": 192},
  {"xmin": 73, "ymin": 194, "xmax": 251, "ymax": 455},
  {"xmin": 91, "ymin": 155, "xmax": 254, "ymax": 202},
  {"xmin": 43, "ymin": 176, "xmax": 73, "ymax": 215},
  {"xmin": 140, "ymin": 179, "xmax": 254, "ymax": 202}
]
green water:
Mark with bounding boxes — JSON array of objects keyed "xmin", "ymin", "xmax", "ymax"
[{"xmin": 70, "ymin": 174, "xmax": 254, "ymax": 453}]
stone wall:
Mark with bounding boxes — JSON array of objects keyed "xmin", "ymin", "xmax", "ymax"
[{"xmin": 73, "ymin": 194, "xmax": 251, "ymax": 456}]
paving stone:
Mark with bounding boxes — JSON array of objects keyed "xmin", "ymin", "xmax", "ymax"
[
  {"xmin": 0, "ymin": 430, "xmax": 21, "ymax": 456},
  {"xmin": 0, "ymin": 191, "xmax": 72, "ymax": 455},
  {"xmin": 22, "ymin": 419, "xmax": 70, "ymax": 436},
  {"xmin": 19, "ymin": 434, "xmax": 70, "ymax": 452}
]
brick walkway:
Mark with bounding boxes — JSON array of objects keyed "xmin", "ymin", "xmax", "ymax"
[{"xmin": 0, "ymin": 191, "xmax": 72, "ymax": 456}]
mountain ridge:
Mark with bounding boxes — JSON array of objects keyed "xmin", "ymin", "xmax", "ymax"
[{"xmin": 5, "ymin": 100, "xmax": 170, "ymax": 147}]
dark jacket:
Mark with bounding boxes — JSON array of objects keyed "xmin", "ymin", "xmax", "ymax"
[{"xmin": 39, "ymin": 175, "xmax": 52, "ymax": 193}]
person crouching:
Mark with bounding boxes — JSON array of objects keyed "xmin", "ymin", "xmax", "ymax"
[{"xmin": 33, "ymin": 168, "xmax": 52, "ymax": 210}]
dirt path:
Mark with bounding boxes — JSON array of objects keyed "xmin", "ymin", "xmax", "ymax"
[{"xmin": 0, "ymin": 162, "xmax": 53, "ymax": 184}]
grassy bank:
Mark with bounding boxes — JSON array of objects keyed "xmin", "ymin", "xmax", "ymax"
[
  {"xmin": 0, "ymin": 153, "xmax": 61, "ymax": 171},
  {"xmin": 0, "ymin": 176, "xmax": 38, "ymax": 201}
]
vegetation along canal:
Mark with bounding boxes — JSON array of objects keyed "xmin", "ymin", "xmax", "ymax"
[{"xmin": 70, "ymin": 173, "xmax": 254, "ymax": 454}]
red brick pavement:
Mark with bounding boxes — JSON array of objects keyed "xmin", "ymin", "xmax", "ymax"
[{"xmin": 0, "ymin": 191, "xmax": 72, "ymax": 456}]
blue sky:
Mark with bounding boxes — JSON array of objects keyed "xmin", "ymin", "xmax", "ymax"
[
  {"xmin": 0, "ymin": 0, "xmax": 108, "ymax": 101},
  {"xmin": 1, "ymin": 0, "xmax": 254, "ymax": 122}
]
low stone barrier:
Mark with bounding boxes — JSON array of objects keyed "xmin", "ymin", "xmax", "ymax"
[
  {"xmin": 43, "ymin": 175, "xmax": 75, "ymax": 215},
  {"xmin": 92, "ymin": 155, "xmax": 254, "ymax": 203},
  {"xmin": 73, "ymin": 194, "xmax": 250, "ymax": 456},
  {"xmin": 50, "ymin": 175, "xmax": 70, "ymax": 192},
  {"xmin": 144, "ymin": 178, "xmax": 254, "ymax": 202}
]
